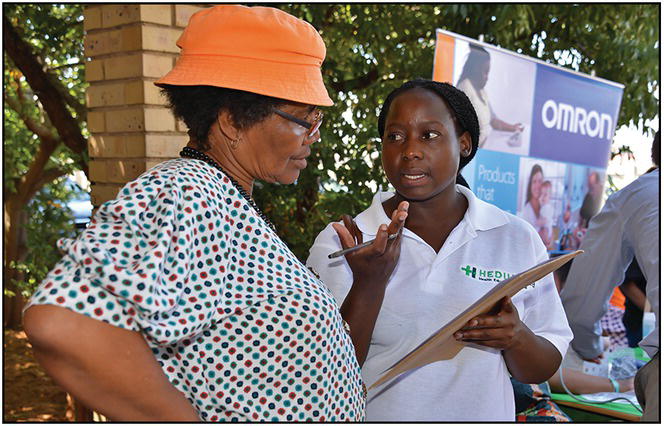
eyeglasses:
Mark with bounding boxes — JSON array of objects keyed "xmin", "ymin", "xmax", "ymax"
[{"xmin": 273, "ymin": 108, "xmax": 323, "ymax": 140}]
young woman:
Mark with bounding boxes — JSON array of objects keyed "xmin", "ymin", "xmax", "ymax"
[
  {"xmin": 307, "ymin": 79, "xmax": 572, "ymax": 421},
  {"xmin": 520, "ymin": 164, "xmax": 544, "ymax": 225}
]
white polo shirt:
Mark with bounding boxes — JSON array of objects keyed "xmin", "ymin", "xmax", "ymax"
[{"xmin": 306, "ymin": 185, "xmax": 572, "ymax": 421}]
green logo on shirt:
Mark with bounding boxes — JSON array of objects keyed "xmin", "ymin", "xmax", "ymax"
[{"xmin": 461, "ymin": 265, "xmax": 513, "ymax": 283}]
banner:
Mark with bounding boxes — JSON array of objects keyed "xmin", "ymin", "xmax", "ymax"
[{"xmin": 433, "ymin": 30, "xmax": 624, "ymax": 251}]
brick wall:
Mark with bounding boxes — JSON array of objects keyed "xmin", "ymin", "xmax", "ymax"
[{"xmin": 84, "ymin": 4, "xmax": 207, "ymax": 206}]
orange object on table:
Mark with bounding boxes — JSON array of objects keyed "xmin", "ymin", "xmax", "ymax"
[{"xmin": 609, "ymin": 287, "xmax": 625, "ymax": 310}]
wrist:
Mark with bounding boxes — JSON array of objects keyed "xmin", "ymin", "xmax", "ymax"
[
  {"xmin": 503, "ymin": 321, "xmax": 530, "ymax": 352},
  {"xmin": 609, "ymin": 377, "xmax": 620, "ymax": 393},
  {"xmin": 351, "ymin": 277, "xmax": 389, "ymax": 293}
]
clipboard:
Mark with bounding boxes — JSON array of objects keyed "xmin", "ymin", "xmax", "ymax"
[{"xmin": 369, "ymin": 250, "xmax": 583, "ymax": 390}]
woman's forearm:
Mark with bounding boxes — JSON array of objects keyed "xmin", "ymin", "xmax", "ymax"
[
  {"xmin": 24, "ymin": 305, "xmax": 200, "ymax": 421},
  {"xmin": 620, "ymin": 281, "xmax": 646, "ymax": 311},
  {"xmin": 340, "ymin": 281, "xmax": 387, "ymax": 366},
  {"xmin": 548, "ymin": 368, "xmax": 633, "ymax": 394},
  {"xmin": 502, "ymin": 327, "xmax": 562, "ymax": 384}
]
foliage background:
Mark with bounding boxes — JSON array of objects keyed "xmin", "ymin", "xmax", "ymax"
[
  {"xmin": 260, "ymin": 3, "xmax": 660, "ymax": 260},
  {"xmin": 3, "ymin": 4, "xmax": 660, "ymax": 301},
  {"xmin": 4, "ymin": 3, "xmax": 88, "ymax": 321}
]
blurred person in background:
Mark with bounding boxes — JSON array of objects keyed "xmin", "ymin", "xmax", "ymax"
[{"xmin": 561, "ymin": 131, "xmax": 660, "ymax": 421}]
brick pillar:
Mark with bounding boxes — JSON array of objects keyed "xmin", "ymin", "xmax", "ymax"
[{"xmin": 84, "ymin": 4, "xmax": 207, "ymax": 206}]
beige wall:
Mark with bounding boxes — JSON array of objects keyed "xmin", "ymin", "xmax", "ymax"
[{"xmin": 84, "ymin": 5, "xmax": 207, "ymax": 206}]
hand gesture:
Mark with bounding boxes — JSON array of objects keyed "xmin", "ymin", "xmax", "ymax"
[
  {"xmin": 454, "ymin": 296, "xmax": 525, "ymax": 350},
  {"xmin": 332, "ymin": 201, "xmax": 408, "ymax": 288}
]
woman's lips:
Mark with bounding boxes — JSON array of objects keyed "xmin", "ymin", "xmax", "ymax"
[
  {"xmin": 400, "ymin": 171, "xmax": 428, "ymax": 185},
  {"xmin": 292, "ymin": 157, "xmax": 308, "ymax": 169}
]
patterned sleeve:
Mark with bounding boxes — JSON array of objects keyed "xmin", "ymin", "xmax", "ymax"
[
  {"xmin": 27, "ymin": 163, "xmax": 230, "ymax": 346},
  {"xmin": 305, "ymin": 223, "xmax": 354, "ymax": 307}
]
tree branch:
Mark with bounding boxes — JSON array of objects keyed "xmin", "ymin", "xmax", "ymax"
[
  {"xmin": 45, "ymin": 70, "xmax": 87, "ymax": 121},
  {"xmin": 25, "ymin": 167, "xmax": 70, "ymax": 202},
  {"xmin": 327, "ymin": 66, "xmax": 380, "ymax": 92},
  {"xmin": 4, "ymin": 86, "xmax": 62, "ymax": 205},
  {"xmin": 51, "ymin": 61, "xmax": 82, "ymax": 70},
  {"xmin": 16, "ymin": 137, "xmax": 60, "ymax": 205},
  {"xmin": 3, "ymin": 15, "xmax": 87, "ymax": 155},
  {"xmin": 4, "ymin": 92, "xmax": 60, "ymax": 144}
]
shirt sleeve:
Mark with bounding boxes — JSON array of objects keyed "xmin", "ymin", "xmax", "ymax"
[
  {"xmin": 520, "ymin": 230, "xmax": 573, "ymax": 359},
  {"xmin": 305, "ymin": 223, "xmax": 354, "ymax": 307},
  {"xmin": 27, "ymin": 165, "xmax": 230, "ymax": 346},
  {"xmin": 560, "ymin": 195, "xmax": 633, "ymax": 359}
]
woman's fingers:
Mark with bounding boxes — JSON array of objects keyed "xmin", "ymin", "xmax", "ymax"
[
  {"xmin": 342, "ymin": 215, "xmax": 363, "ymax": 245},
  {"xmin": 368, "ymin": 224, "xmax": 390, "ymax": 254},
  {"xmin": 335, "ymin": 201, "xmax": 409, "ymax": 258},
  {"xmin": 455, "ymin": 327, "xmax": 513, "ymax": 341},
  {"xmin": 456, "ymin": 337, "xmax": 507, "ymax": 349},
  {"xmin": 387, "ymin": 202, "xmax": 409, "ymax": 235},
  {"xmin": 331, "ymin": 223, "xmax": 357, "ymax": 250}
]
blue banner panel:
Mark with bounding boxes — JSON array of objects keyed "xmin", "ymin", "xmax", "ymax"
[
  {"xmin": 471, "ymin": 150, "xmax": 521, "ymax": 214},
  {"xmin": 529, "ymin": 66, "xmax": 623, "ymax": 168}
]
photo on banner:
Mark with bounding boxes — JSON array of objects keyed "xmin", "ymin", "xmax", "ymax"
[
  {"xmin": 557, "ymin": 164, "xmax": 606, "ymax": 251},
  {"xmin": 516, "ymin": 157, "xmax": 566, "ymax": 250},
  {"xmin": 433, "ymin": 30, "xmax": 624, "ymax": 253},
  {"xmin": 451, "ymin": 39, "xmax": 536, "ymax": 156}
]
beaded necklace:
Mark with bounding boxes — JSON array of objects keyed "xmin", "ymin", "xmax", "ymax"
[{"xmin": 180, "ymin": 146, "xmax": 276, "ymax": 232}]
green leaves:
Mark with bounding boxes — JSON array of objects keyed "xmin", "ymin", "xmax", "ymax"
[
  {"xmin": 256, "ymin": 4, "xmax": 659, "ymax": 261},
  {"xmin": 4, "ymin": 4, "xmax": 87, "ymax": 297},
  {"xmin": 4, "ymin": 3, "xmax": 658, "ymax": 276}
]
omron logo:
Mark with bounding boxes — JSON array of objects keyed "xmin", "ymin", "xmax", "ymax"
[{"xmin": 541, "ymin": 100, "xmax": 613, "ymax": 140}]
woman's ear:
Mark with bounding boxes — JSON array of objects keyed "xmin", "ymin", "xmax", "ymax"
[
  {"xmin": 215, "ymin": 109, "xmax": 241, "ymax": 143},
  {"xmin": 459, "ymin": 131, "xmax": 472, "ymax": 157}
]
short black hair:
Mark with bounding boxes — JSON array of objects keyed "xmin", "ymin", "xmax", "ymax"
[
  {"xmin": 159, "ymin": 85, "xmax": 286, "ymax": 150},
  {"xmin": 377, "ymin": 78, "xmax": 480, "ymax": 173}
]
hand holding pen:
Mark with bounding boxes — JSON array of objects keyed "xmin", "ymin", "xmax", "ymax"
[
  {"xmin": 330, "ymin": 201, "xmax": 409, "ymax": 287},
  {"xmin": 328, "ymin": 233, "xmax": 399, "ymax": 258}
]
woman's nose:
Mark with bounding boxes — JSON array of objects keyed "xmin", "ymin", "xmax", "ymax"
[{"xmin": 401, "ymin": 138, "xmax": 422, "ymax": 160}]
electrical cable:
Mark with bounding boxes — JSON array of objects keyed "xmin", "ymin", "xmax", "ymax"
[{"xmin": 558, "ymin": 368, "xmax": 643, "ymax": 413}]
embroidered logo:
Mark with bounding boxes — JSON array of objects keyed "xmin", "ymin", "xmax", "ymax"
[{"xmin": 461, "ymin": 265, "xmax": 514, "ymax": 283}]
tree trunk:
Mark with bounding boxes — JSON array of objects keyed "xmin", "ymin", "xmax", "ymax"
[{"xmin": 3, "ymin": 197, "xmax": 28, "ymax": 329}]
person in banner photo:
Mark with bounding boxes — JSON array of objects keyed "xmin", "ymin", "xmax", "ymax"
[
  {"xmin": 456, "ymin": 43, "xmax": 524, "ymax": 149},
  {"xmin": 307, "ymin": 79, "xmax": 572, "ymax": 421},
  {"xmin": 22, "ymin": 5, "xmax": 369, "ymax": 421},
  {"xmin": 559, "ymin": 169, "xmax": 604, "ymax": 251},
  {"xmin": 519, "ymin": 164, "xmax": 554, "ymax": 248},
  {"xmin": 538, "ymin": 180, "xmax": 555, "ymax": 247}
]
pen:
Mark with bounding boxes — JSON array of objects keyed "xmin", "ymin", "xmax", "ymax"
[{"xmin": 328, "ymin": 233, "xmax": 399, "ymax": 259}]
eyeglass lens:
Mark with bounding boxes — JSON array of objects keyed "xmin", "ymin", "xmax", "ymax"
[{"xmin": 308, "ymin": 112, "xmax": 323, "ymax": 139}]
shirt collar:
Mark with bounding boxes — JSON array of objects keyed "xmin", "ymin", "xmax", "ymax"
[{"xmin": 355, "ymin": 185, "xmax": 509, "ymax": 237}]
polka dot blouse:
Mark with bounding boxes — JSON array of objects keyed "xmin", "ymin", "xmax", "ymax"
[{"xmin": 28, "ymin": 159, "xmax": 365, "ymax": 421}]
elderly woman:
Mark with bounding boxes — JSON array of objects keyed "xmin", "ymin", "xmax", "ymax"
[{"xmin": 23, "ymin": 5, "xmax": 375, "ymax": 421}]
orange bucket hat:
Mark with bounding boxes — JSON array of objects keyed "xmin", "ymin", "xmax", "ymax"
[{"xmin": 155, "ymin": 5, "xmax": 333, "ymax": 106}]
